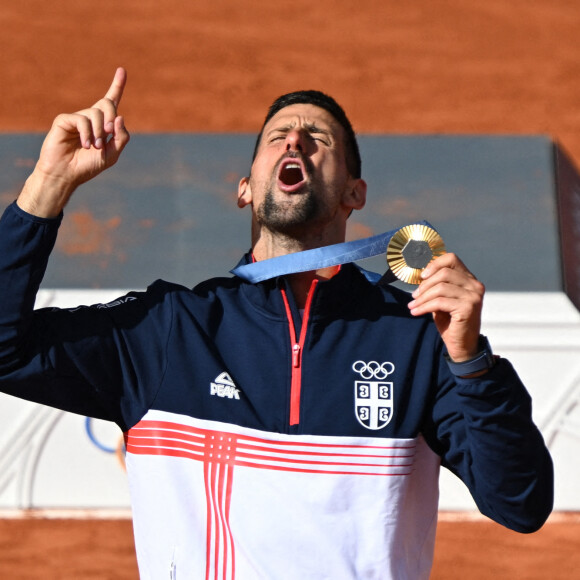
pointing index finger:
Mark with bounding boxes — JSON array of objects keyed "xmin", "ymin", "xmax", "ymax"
[{"xmin": 104, "ymin": 67, "xmax": 127, "ymax": 108}]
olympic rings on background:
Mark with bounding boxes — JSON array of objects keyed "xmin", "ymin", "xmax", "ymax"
[
  {"xmin": 84, "ymin": 417, "xmax": 126, "ymax": 471},
  {"xmin": 85, "ymin": 416, "xmax": 115, "ymax": 453},
  {"xmin": 352, "ymin": 360, "xmax": 395, "ymax": 380}
]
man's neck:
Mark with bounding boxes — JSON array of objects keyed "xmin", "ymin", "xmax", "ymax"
[
  {"xmin": 251, "ymin": 221, "xmax": 345, "ymax": 260},
  {"xmin": 251, "ymin": 228, "xmax": 343, "ymax": 308}
]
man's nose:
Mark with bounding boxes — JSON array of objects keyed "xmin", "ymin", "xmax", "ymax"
[{"xmin": 285, "ymin": 129, "xmax": 306, "ymax": 152}]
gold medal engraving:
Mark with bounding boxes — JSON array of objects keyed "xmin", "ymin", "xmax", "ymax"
[{"xmin": 386, "ymin": 224, "xmax": 446, "ymax": 284}]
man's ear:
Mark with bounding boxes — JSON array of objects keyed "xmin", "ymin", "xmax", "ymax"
[
  {"xmin": 237, "ymin": 177, "xmax": 252, "ymax": 208},
  {"xmin": 344, "ymin": 178, "xmax": 367, "ymax": 212}
]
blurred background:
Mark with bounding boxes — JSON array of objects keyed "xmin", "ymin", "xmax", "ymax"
[{"xmin": 1, "ymin": 0, "xmax": 579, "ymax": 161}]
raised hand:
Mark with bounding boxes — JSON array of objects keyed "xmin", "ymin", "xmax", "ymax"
[
  {"xmin": 18, "ymin": 68, "xmax": 130, "ymax": 218},
  {"xmin": 407, "ymin": 252, "xmax": 485, "ymax": 363}
]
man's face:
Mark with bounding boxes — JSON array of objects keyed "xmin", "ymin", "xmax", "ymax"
[{"xmin": 238, "ymin": 104, "xmax": 365, "ymax": 240}]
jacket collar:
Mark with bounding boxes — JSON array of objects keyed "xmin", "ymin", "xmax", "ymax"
[{"xmin": 235, "ymin": 252, "xmax": 378, "ymax": 320}]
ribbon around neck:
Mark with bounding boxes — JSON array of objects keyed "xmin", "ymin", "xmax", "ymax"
[{"xmin": 231, "ymin": 221, "xmax": 433, "ymax": 283}]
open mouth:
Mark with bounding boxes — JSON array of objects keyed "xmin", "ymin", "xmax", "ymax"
[{"xmin": 278, "ymin": 158, "xmax": 307, "ymax": 191}]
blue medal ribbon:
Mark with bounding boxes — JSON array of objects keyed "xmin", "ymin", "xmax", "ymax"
[{"xmin": 231, "ymin": 221, "xmax": 432, "ymax": 283}]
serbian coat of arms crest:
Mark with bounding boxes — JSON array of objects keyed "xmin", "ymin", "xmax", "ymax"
[{"xmin": 352, "ymin": 361, "xmax": 395, "ymax": 430}]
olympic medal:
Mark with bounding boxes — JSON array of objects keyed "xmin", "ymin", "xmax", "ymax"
[{"xmin": 386, "ymin": 224, "xmax": 446, "ymax": 285}]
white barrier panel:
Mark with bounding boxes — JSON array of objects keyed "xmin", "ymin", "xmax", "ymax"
[{"xmin": 0, "ymin": 289, "xmax": 577, "ymax": 511}]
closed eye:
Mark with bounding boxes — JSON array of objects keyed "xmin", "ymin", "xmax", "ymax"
[{"xmin": 306, "ymin": 127, "xmax": 331, "ymax": 146}]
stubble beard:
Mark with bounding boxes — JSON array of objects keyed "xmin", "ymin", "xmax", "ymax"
[
  {"xmin": 256, "ymin": 184, "xmax": 322, "ymax": 239},
  {"xmin": 252, "ymin": 151, "xmax": 340, "ymax": 246}
]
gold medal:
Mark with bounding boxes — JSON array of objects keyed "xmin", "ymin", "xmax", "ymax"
[{"xmin": 386, "ymin": 224, "xmax": 446, "ymax": 284}]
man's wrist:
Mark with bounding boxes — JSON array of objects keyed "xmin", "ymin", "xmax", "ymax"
[
  {"xmin": 17, "ymin": 171, "xmax": 73, "ymax": 219},
  {"xmin": 444, "ymin": 335, "xmax": 497, "ymax": 377}
]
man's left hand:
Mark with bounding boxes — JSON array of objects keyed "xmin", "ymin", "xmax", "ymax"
[{"xmin": 407, "ymin": 253, "xmax": 484, "ymax": 362}]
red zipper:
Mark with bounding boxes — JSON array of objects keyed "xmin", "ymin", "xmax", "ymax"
[{"xmin": 281, "ymin": 279, "xmax": 319, "ymax": 426}]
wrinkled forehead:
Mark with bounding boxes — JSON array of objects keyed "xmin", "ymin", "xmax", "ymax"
[
  {"xmin": 250, "ymin": 102, "xmax": 351, "ymax": 169},
  {"xmin": 261, "ymin": 103, "xmax": 345, "ymax": 139}
]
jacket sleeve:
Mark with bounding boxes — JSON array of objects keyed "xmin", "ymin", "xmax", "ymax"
[
  {"xmin": 424, "ymin": 347, "xmax": 554, "ymax": 533},
  {"xmin": 0, "ymin": 201, "xmax": 170, "ymax": 430}
]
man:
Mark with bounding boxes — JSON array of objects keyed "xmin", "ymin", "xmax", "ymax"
[{"xmin": 0, "ymin": 68, "xmax": 553, "ymax": 579}]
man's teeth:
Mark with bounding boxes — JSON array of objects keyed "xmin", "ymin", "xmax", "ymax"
[{"xmin": 280, "ymin": 161, "xmax": 304, "ymax": 186}]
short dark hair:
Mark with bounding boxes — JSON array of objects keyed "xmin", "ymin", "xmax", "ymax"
[{"xmin": 252, "ymin": 90, "xmax": 362, "ymax": 178}]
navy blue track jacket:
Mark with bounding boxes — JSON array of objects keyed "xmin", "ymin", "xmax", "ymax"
[{"xmin": 0, "ymin": 202, "xmax": 553, "ymax": 579}]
